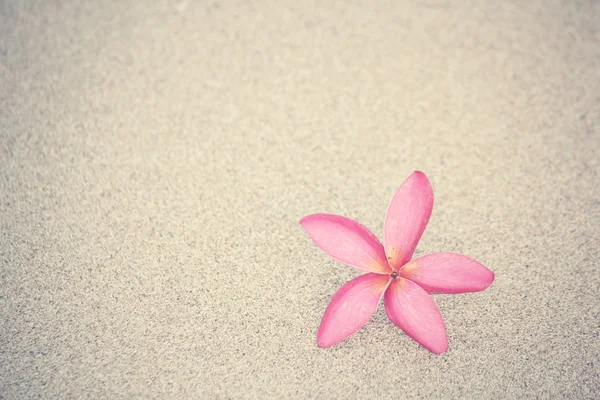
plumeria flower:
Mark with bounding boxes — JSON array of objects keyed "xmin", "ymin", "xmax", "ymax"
[{"xmin": 300, "ymin": 171, "xmax": 494, "ymax": 354}]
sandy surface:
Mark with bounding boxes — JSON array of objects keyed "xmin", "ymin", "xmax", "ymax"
[{"xmin": 1, "ymin": 0, "xmax": 599, "ymax": 398}]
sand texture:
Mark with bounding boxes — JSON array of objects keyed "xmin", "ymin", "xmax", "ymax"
[{"xmin": 1, "ymin": 0, "xmax": 599, "ymax": 398}]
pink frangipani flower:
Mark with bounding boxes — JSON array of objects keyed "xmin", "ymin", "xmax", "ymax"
[{"xmin": 300, "ymin": 171, "xmax": 494, "ymax": 354}]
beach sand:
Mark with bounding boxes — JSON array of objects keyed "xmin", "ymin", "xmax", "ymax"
[{"xmin": 1, "ymin": 1, "xmax": 598, "ymax": 398}]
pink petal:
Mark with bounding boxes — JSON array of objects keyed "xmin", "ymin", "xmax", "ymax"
[
  {"xmin": 400, "ymin": 252, "xmax": 494, "ymax": 294},
  {"xmin": 384, "ymin": 171, "xmax": 434, "ymax": 270},
  {"xmin": 300, "ymin": 214, "xmax": 391, "ymax": 274},
  {"xmin": 317, "ymin": 273, "xmax": 391, "ymax": 348},
  {"xmin": 384, "ymin": 277, "xmax": 448, "ymax": 354}
]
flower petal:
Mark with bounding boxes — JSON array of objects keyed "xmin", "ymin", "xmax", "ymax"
[
  {"xmin": 300, "ymin": 214, "xmax": 391, "ymax": 274},
  {"xmin": 400, "ymin": 252, "xmax": 494, "ymax": 294},
  {"xmin": 317, "ymin": 273, "xmax": 391, "ymax": 348},
  {"xmin": 384, "ymin": 277, "xmax": 448, "ymax": 354},
  {"xmin": 384, "ymin": 171, "xmax": 434, "ymax": 270}
]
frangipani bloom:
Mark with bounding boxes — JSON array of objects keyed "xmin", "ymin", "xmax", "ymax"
[{"xmin": 300, "ymin": 171, "xmax": 494, "ymax": 354}]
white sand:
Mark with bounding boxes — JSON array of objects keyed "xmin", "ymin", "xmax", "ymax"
[{"xmin": 1, "ymin": 0, "xmax": 599, "ymax": 398}]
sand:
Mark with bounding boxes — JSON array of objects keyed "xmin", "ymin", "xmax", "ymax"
[{"xmin": 1, "ymin": 0, "xmax": 599, "ymax": 398}]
